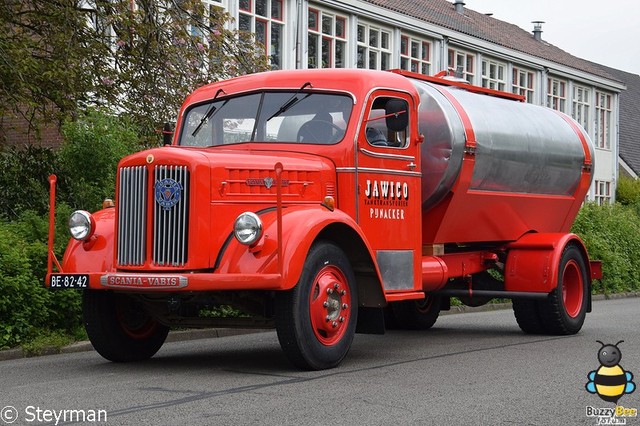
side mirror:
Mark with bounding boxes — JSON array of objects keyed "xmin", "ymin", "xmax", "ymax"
[
  {"xmin": 385, "ymin": 99, "xmax": 408, "ymax": 132},
  {"xmin": 162, "ymin": 122, "xmax": 173, "ymax": 146}
]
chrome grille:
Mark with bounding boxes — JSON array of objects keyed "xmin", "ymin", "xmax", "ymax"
[
  {"xmin": 153, "ymin": 165, "xmax": 189, "ymax": 266},
  {"xmin": 117, "ymin": 166, "xmax": 148, "ymax": 266}
]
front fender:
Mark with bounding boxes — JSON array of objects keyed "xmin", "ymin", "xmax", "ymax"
[
  {"xmin": 216, "ymin": 206, "xmax": 373, "ymax": 290},
  {"xmin": 61, "ymin": 208, "xmax": 115, "ymax": 273}
]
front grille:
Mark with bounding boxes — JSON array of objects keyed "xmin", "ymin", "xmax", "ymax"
[
  {"xmin": 117, "ymin": 166, "xmax": 148, "ymax": 266},
  {"xmin": 117, "ymin": 165, "xmax": 189, "ymax": 267},
  {"xmin": 153, "ymin": 165, "xmax": 189, "ymax": 266}
]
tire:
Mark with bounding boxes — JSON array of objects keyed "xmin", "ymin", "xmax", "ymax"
[
  {"xmin": 83, "ymin": 290, "xmax": 169, "ymax": 362},
  {"xmin": 390, "ymin": 295, "xmax": 441, "ymax": 330},
  {"xmin": 512, "ymin": 243, "xmax": 589, "ymax": 335},
  {"xmin": 538, "ymin": 244, "xmax": 589, "ymax": 334},
  {"xmin": 512, "ymin": 299, "xmax": 545, "ymax": 334},
  {"xmin": 275, "ymin": 241, "xmax": 358, "ymax": 370}
]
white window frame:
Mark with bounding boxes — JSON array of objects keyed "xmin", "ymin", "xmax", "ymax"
[
  {"xmin": 594, "ymin": 180, "xmax": 612, "ymax": 205},
  {"xmin": 356, "ymin": 22, "xmax": 392, "ymax": 70},
  {"xmin": 572, "ymin": 84, "xmax": 591, "ymax": 133},
  {"xmin": 189, "ymin": 1, "xmax": 225, "ymax": 43},
  {"xmin": 547, "ymin": 77, "xmax": 567, "ymax": 112},
  {"xmin": 447, "ymin": 47, "xmax": 475, "ymax": 82},
  {"xmin": 595, "ymin": 91, "xmax": 612, "ymax": 150},
  {"xmin": 481, "ymin": 58, "xmax": 507, "ymax": 91},
  {"xmin": 511, "ymin": 66, "xmax": 535, "ymax": 103},
  {"xmin": 400, "ymin": 34, "xmax": 432, "ymax": 75},
  {"xmin": 238, "ymin": 0, "xmax": 285, "ymax": 69},
  {"xmin": 307, "ymin": 7, "xmax": 348, "ymax": 69}
]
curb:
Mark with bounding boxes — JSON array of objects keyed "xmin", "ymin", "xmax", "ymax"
[
  {"xmin": 0, "ymin": 328, "xmax": 270, "ymax": 362},
  {"xmin": 2, "ymin": 293, "xmax": 639, "ymax": 362}
]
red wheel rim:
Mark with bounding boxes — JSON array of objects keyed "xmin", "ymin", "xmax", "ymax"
[
  {"xmin": 116, "ymin": 297, "xmax": 158, "ymax": 339},
  {"xmin": 562, "ymin": 259, "xmax": 583, "ymax": 318},
  {"xmin": 308, "ymin": 265, "xmax": 352, "ymax": 346}
]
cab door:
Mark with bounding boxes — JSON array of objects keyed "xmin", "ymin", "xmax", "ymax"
[{"xmin": 356, "ymin": 90, "xmax": 422, "ymax": 293}]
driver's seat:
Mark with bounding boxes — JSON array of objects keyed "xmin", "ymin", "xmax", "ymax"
[{"xmin": 297, "ymin": 112, "xmax": 335, "ymax": 143}]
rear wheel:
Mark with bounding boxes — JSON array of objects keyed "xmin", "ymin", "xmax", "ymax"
[
  {"xmin": 83, "ymin": 290, "xmax": 169, "ymax": 362},
  {"xmin": 276, "ymin": 241, "xmax": 357, "ymax": 370},
  {"xmin": 538, "ymin": 244, "xmax": 589, "ymax": 334},
  {"xmin": 513, "ymin": 243, "xmax": 589, "ymax": 335},
  {"xmin": 513, "ymin": 299, "xmax": 545, "ymax": 334},
  {"xmin": 390, "ymin": 295, "xmax": 441, "ymax": 330}
]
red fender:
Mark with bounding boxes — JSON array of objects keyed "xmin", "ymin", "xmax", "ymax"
[
  {"xmin": 504, "ymin": 233, "xmax": 591, "ymax": 293},
  {"xmin": 61, "ymin": 208, "xmax": 115, "ymax": 273},
  {"xmin": 216, "ymin": 205, "xmax": 376, "ymax": 290}
]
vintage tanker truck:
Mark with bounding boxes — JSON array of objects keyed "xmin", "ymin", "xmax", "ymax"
[{"xmin": 46, "ymin": 68, "xmax": 601, "ymax": 370}]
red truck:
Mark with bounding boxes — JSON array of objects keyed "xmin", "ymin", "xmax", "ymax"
[{"xmin": 46, "ymin": 68, "xmax": 601, "ymax": 370}]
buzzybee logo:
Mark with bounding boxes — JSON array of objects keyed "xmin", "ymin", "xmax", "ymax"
[{"xmin": 585, "ymin": 340, "xmax": 637, "ymax": 425}]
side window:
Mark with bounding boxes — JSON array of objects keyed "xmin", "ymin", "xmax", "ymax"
[{"xmin": 364, "ymin": 97, "xmax": 409, "ymax": 148}]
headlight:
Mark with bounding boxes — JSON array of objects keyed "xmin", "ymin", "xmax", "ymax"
[
  {"xmin": 233, "ymin": 212, "xmax": 263, "ymax": 245},
  {"xmin": 69, "ymin": 210, "xmax": 95, "ymax": 241}
]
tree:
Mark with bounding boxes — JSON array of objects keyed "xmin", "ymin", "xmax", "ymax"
[{"xmin": 0, "ymin": 0, "xmax": 269, "ymax": 140}]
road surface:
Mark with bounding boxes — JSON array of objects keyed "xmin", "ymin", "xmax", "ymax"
[{"xmin": 1, "ymin": 297, "xmax": 639, "ymax": 425}]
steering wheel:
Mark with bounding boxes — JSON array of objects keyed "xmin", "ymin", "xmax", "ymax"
[{"xmin": 297, "ymin": 120, "xmax": 343, "ymax": 143}]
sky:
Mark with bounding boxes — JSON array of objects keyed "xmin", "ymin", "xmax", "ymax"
[{"xmin": 463, "ymin": 0, "xmax": 640, "ymax": 74}]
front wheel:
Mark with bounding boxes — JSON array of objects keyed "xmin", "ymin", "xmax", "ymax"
[
  {"xmin": 276, "ymin": 241, "xmax": 358, "ymax": 370},
  {"xmin": 83, "ymin": 290, "xmax": 169, "ymax": 362}
]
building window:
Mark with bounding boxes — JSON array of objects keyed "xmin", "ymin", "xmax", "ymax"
[
  {"xmin": 189, "ymin": 1, "xmax": 224, "ymax": 40},
  {"xmin": 547, "ymin": 77, "xmax": 567, "ymax": 112},
  {"xmin": 448, "ymin": 48, "xmax": 475, "ymax": 82},
  {"xmin": 357, "ymin": 22, "xmax": 392, "ymax": 70},
  {"xmin": 512, "ymin": 67, "xmax": 535, "ymax": 103},
  {"xmin": 572, "ymin": 85, "xmax": 591, "ymax": 133},
  {"xmin": 239, "ymin": 0, "xmax": 284, "ymax": 69},
  {"xmin": 400, "ymin": 35, "xmax": 431, "ymax": 75},
  {"xmin": 594, "ymin": 180, "xmax": 612, "ymax": 205},
  {"xmin": 481, "ymin": 58, "xmax": 506, "ymax": 91},
  {"xmin": 308, "ymin": 8, "xmax": 347, "ymax": 69},
  {"xmin": 595, "ymin": 91, "xmax": 612, "ymax": 150}
]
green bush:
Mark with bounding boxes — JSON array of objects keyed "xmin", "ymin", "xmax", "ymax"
[
  {"xmin": 0, "ymin": 110, "xmax": 140, "ymax": 349},
  {"xmin": 616, "ymin": 176, "xmax": 640, "ymax": 205},
  {"xmin": 0, "ymin": 145, "xmax": 59, "ymax": 220},
  {"xmin": 571, "ymin": 202, "xmax": 640, "ymax": 295},
  {"xmin": 58, "ymin": 109, "xmax": 140, "ymax": 211},
  {"xmin": 0, "ymin": 222, "xmax": 49, "ymax": 348},
  {"xmin": 0, "ymin": 209, "xmax": 83, "ymax": 349}
]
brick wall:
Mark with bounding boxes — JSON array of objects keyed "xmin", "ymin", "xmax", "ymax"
[{"xmin": 0, "ymin": 109, "xmax": 62, "ymax": 149}]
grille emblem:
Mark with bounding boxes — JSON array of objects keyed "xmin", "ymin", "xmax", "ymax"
[
  {"xmin": 245, "ymin": 176, "xmax": 289, "ymax": 188},
  {"xmin": 154, "ymin": 178, "xmax": 182, "ymax": 210}
]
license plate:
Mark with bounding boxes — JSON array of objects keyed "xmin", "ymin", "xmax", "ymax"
[{"xmin": 49, "ymin": 274, "xmax": 89, "ymax": 289}]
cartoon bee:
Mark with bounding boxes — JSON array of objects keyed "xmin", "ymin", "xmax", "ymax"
[{"xmin": 586, "ymin": 340, "xmax": 636, "ymax": 403}]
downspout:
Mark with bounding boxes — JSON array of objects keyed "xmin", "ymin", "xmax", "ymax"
[{"xmin": 295, "ymin": 0, "xmax": 303, "ymax": 69}]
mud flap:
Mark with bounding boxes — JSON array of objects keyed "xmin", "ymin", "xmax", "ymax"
[{"xmin": 356, "ymin": 307, "xmax": 386, "ymax": 334}]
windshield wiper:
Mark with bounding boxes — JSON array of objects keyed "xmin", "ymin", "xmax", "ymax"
[
  {"xmin": 191, "ymin": 88, "xmax": 226, "ymax": 137},
  {"xmin": 266, "ymin": 82, "xmax": 312, "ymax": 122}
]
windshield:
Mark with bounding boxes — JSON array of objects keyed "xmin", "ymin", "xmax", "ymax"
[{"xmin": 180, "ymin": 91, "xmax": 353, "ymax": 147}]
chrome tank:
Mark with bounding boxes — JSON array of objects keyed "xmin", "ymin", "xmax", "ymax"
[{"xmin": 411, "ymin": 79, "xmax": 594, "ymax": 210}]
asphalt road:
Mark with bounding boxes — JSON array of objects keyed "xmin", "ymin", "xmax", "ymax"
[{"xmin": 1, "ymin": 297, "xmax": 639, "ymax": 426}]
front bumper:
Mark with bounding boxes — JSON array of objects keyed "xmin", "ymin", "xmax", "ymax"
[{"xmin": 46, "ymin": 271, "xmax": 284, "ymax": 292}]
